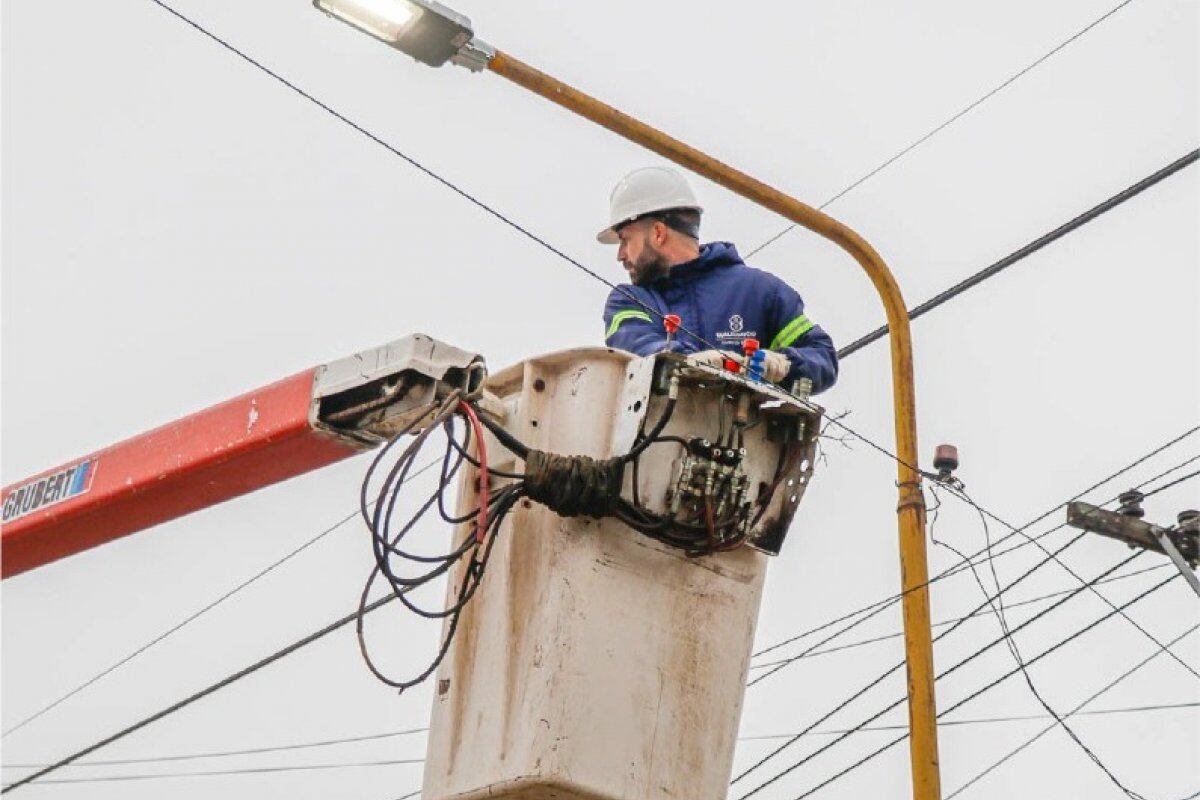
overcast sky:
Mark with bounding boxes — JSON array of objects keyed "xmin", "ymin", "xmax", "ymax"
[{"xmin": 3, "ymin": 0, "xmax": 1198, "ymax": 798}]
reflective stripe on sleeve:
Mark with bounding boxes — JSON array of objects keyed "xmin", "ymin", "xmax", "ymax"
[
  {"xmin": 606, "ymin": 309, "xmax": 653, "ymax": 338},
  {"xmin": 769, "ymin": 314, "xmax": 814, "ymax": 349}
]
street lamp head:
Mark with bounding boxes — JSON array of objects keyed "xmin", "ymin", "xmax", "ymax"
[{"xmin": 313, "ymin": 0, "xmax": 493, "ymax": 70}]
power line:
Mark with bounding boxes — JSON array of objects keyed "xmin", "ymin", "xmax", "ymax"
[
  {"xmin": 7, "ymin": 701, "xmax": 1191, "ymax": 777},
  {"xmin": 745, "ymin": 440, "xmax": 1200, "ymax": 684},
  {"xmin": 744, "ymin": 0, "xmax": 1140, "ymax": 259},
  {"xmin": 947, "ymin": 624, "xmax": 1200, "ymax": 797},
  {"xmin": 918, "ymin": 467, "xmax": 1200, "ymax": 795},
  {"xmin": 733, "ymin": 547, "xmax": 1145, "ymax": 796},
  {"xmin": 748, "ymin": 562, "xmax": 1171, "ymax": 668},
  {"xmin": 1, "ymin": 590, "xmax": 401, "ymax": 793},
  {"xmin": 744, "ymin": 526, "xmax": 1078, "ymax": 686},
  {"xmin": 837, "ymin": 148, "xmax": 1200, "ymax": 358},
  {"xmin": 140, "ymin": 0, "xmax": 640, "ymax": 316},
  {"xmin": 0, "ymin": 513, "xmax": 356, "ymax": 738},
  {"xmin": 931, "ymin": 485, "xmax": 1148, "ymax": 799},
  {"xmin": 1, "ymin": 758, "xmax": 423, "ymax": 787},
  {"xmin": 751, "ymin": 433, "xmax": 1199, "ymax": 664},
  {"xmin": 734, "ymin": 457, "xmax": 1200, "ymax": 792},
  {"xmin": 799, "ymin": 415, "xmax": 1195, "ymax": 694},
  {"xmin": 1143, "ymin": 467, "xmax": 1200, "ymax": 499},
  {"xmin": 2, "ymin": 727, "xmax": 428, "ymax": 769},
  {"xmin": 779, "ymin": 573, "xmax": 1180, "ymax": 800},
  {"xmin": 738, "ymin": 700, "xmax": 1199, "ymax": 741},
  {"xmin": 1, "ymin": 457, "xmax": 443, "ymax": 741},
  {"xmin": 941, "ymin": 478, "xmax": 1200, "ymax": 680},
  {"xmin": 141, "ymin": 0, "xmax": 731, "ymax": 368}
]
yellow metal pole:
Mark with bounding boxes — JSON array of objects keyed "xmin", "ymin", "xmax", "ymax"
[{"xmin": 486, "ymin": 50, "xmax": 941, "ymax": 799}]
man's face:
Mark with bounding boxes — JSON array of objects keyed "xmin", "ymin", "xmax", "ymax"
[{"xmin": 616, "ymin": 220, "xmax": 670, "ymax": 286}]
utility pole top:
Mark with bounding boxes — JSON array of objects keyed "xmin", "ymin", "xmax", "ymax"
[{"xmin": 1067, "ymin": 500, "xmax": 1200, "ymax": 598}]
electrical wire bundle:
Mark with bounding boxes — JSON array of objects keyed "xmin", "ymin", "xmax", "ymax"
[
  {"xmin": 483, "ymin": 374, "xmax": 792, "ymax": 555},
  {"xmin": 355, "ymin": 390, "xmax": 519, "ymax": 692},
  {"xmin": 483, "ymin": 368, "xmax": 798, "ymax": 556},
  {"xmin": 355, "ymin": 372, "xmax": 796, "ymax": 689},
  {"xmin": 621, "ymin": 383, "xmax": 755, "ymax": 554}
]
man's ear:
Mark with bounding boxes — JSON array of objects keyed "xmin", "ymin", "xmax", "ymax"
[{"xmin": 652, "ymin": 220, "xmax": 670, "ymax": 247}]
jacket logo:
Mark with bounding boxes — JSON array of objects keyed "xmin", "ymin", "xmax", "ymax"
[{"xmin": 716, "ymin": 313, "xmax": 755, "ymax": 343}]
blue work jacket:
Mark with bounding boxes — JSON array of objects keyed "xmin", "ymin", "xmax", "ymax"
[{"xmin": 602, "ymin": 242, "xmax": 838, "ymax": 394}]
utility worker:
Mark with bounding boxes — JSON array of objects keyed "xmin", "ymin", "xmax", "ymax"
[{"xmin": 599, "ymin": 167, "xmax": 838, "ymax": 393}]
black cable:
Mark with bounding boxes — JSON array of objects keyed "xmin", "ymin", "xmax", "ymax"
[
  {"xmin": 736, "ymin": 453, "xmax": 1200, "ymax": 793},
  {"xmin": 0, "ymin": 456, "xmax": 444, "ymax": 742},
  {"xmin": 837, "ymin": 148, "xmax": 1199, "ymax": 357},
  {"xmin": 744, "ymin": 0, "xmax": 1140, "ymax": 259},
  {"xmin": 733, "ymin": 542, "xmax": 1134, "ymax": 795},
  {"xmin": 365, "ymin": 398, "xmax": 466, "ymax": 575},
  {"xmin": 140, "ymin": 0, "xmax": 719, "ymax": 361},
  {"xmin": 746, "ymin": 436, "xmax": 1199, "ymax": 681},
  {"xmin": 476, "ymin": 411, "xmax": 532, "ymax": 460},
  {"xmin": 947, "ymin": 623, "xmax": 1200, "ymax": 798},
  {"xmin": 2, "ymin": 758, "xmax": 424, "ymax": 786},
  {"xmin": 737, "ymin": 700, "xmax": 1199, "ymax": 741},
  {"xmin": 12, "ymin": 699, "xmax": 1193, "ymax": 774},
  {"xmin": 443, "ymin": 416, "xmax": 524, "ymax": 479},
  {"xmin": 358, "ymin": 398, "xmax": 481, "ymax": 674},
  {"xmin": 3, "ymin": 727, "xmax": 429, "ymax": 769},
  {"xmin": 1142, "ymin": 467, "xmax": 1200, "ymax": 498},
  {"xmin": 352, "ymin": 393, "xmax": 540, "ymax": 691},
  {"xmin": 929, "ymin": 484, "xmax": 1149, "ymax": 799},
  {"xmin": 942, "ymin": 480, "xmax": 1200, "ymax": 680},
  {"xmin": 358, "ymin": 484, "xmax": 519, "ymax": 691},
  {"xmin": 748, "ymin": 562, "xmax": 1170, "ymax": 667},
  {"xmin": 780, "ymin": 413, "xmax": 1200, "ymax": 682},
  {"xmin": 776, "ymin": 572, "xmax": 1179, "ymax": 800},
  {"xmin": 1, "ymin": 591, "xmax": 402, "ymax": 793},
  {"xmin": 134, "ymin": 0, "xmax": 1155, "ymax": 523},
  {"xmin": 621, "ymin": 396, "xmax": 678, "ymax": 462}
]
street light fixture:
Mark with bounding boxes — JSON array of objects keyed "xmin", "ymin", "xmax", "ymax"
[
  {"xmin": 313, "ymin": 0, "xmax": 493, "ymax": 70},
  {"xmin": 313, "ymin": 5, "xmax": 943, "ymax": 799}
]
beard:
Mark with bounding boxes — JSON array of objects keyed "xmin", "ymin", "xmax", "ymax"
[{"xmin": 628, "ymin": 249, "xmax": 671, "ymax": 286}]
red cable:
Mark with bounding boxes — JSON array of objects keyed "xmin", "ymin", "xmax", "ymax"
[{"xmin": 457, "ymin": 400, "xmax": 490, "ymax": 543}]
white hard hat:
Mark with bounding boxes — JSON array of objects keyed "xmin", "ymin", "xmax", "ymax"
[{"xmin": 597, "ymin": 166, "xmax": 703, "ymax": 244}]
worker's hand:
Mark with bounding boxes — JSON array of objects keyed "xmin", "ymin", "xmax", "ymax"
[
  {"xmin": 685, "ymin": 349, "xmax": 734, "ymax": 370},
  {"xmin": 762, "ymin": 351, "xmax": 792, "ymax": 383}
]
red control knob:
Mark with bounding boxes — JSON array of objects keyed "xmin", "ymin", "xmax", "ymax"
[
  {"xmin": 723, "ymin": 357, "xmax": 741, "ymax": 373},
  {"xmin": 663, "ymin": 314, "xmax": 682, "ymax": 334},
  {"xmin": 742, "ymin": 338, "xmax": 760, "ymax": 357}
]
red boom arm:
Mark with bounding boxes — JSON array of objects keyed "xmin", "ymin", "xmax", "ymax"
[{"xmin": 1, "ymin": 335, "xmax": 485, "ymax": 578}]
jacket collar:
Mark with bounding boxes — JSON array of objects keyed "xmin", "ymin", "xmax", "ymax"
[{"xmin": 654, "ymin": 241, "xmax": 743, "ymax": 284}]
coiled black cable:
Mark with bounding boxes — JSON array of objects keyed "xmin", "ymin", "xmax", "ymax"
[
  {"xmin": 355, "ymin": 392, "xmax": 524, "ymax": 691},
  {"xmin": 472, "ymin": 393, "xmax": 749, "ymax": 554}
]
